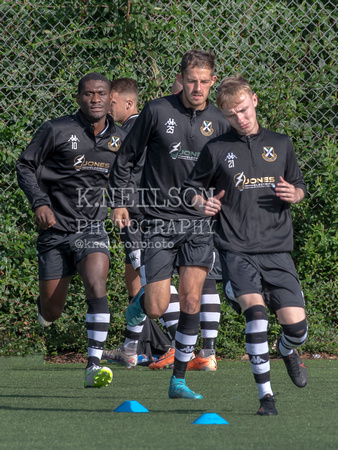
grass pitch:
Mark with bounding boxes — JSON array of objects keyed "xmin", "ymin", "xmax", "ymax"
[{"xmin": 0, "ymin": 356, "xmax": 337, "ymax": 449}]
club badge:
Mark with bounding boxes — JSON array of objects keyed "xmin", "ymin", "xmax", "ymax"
[
  {"xmin": 262, "ymin": 146, "xmax": 277, "ymax": 162},
  {"xmin": 200, "ymin": 121, "xmax": 214, "ymax": 136},
  {"xmin": 108, "ymin": 136, "xmax": 121, "ymax": 152}
]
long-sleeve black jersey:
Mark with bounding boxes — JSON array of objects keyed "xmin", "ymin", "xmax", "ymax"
[
  {"xmin": 181, "ymin": 126, "xmax": 307, "ymax": 253},
  {"xmin": 121, "ymin": 114, "xmax": 139, "ymax": 134},
  {"xmin": 109, "ymin": 93, "xmax": 230, "ymax": 219},
  {"xmin": 121, "ymin": 113, "xmax": 144, "ymax": 220},
  {"xmin": 16, "ymin": 110, "xmax": 127, "ymax": 232}
]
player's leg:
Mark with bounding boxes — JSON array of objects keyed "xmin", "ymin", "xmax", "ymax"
[
  {"xmin": 37, "ymin": 230, "xmax": 74, "ymax": 326},
  {"xmin": 103, "ymin": 246, "xmax": 143, "ymax": 367},
  {"xmin": 77, "ymin": 251, "xmax": 110, "ymax": 363},
  {"xmin": 168, "ymin": 265, "xmax": 208, "ymax": 400},
  {"xmin": 125, "ymin": 264, "xmax": 142, "ymax": 297},
  {"xmin": 77, "ymin": 251, "xmax": 113, "ymax": 388},
  {"xmin": 125, "ymin": 221, "xmax": 177, "ymax": 326},
  {"xmin": 220, "ymin": 251, "xmax": 277, "ymax": 415},
  {"xmin": 277, "ymin": 307, "xmax": 308, "ymax": 387},
  {"xmin": 120, "ymin": 223, "xmax": 142, "ymax": 298},
  {"xmin": 168, "ymin": 219, "xmax": 213, "ymax": 399},
  {"xmin": 103, "ymin": 223, "xmax": 144, "ymax": 367},
  {"xmin": 120, "ymin": 278, "xmax": 172, "ymax": 363},
  {"xmin": 38, "ymin": 277, "xmax": 71, "ymax": 325},
  {"xmin": 102, "ymin": 294, "xmax": 144, "ymax": 368},
  {"xmin": 263, "ymin": 253, "xmax": 308, "ymax": 388},
  {"xmin": 124, "ymin": 263, "xmax": 142, "ymax": 358},
  {"xmin": 159, "ymin": 284, "xmax": 180, "ymax": 345},
  {"xmin": 238, "ymin": 294, "xmax": 277, "ymax": 415},
  {"xmin": 119, "ymin": 263, "xmax": 143, "ymax": 365},
  {"xmin": 188, "ymin": 277, "xmax": 220, "ymax": 371},
  {"xmin": 105, "ymin": 222, "xmax": 174, "ymax": 368},
  {"xmin": 149, "ymin": 284, "xmax": 179, "ymax": 369}
]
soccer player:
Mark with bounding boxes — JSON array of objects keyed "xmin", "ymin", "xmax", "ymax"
[
  {"xmin": 109, "ymin": 77, "xmax": 140, "ymax": 133},
  {"xmin": 147, "ymin": 77, "xmax": 223, "ymax": 373},
  {"xmin": 105, "ymin": 77, "xmax": 172, "ymax": 367},
  {"xmin": 109, "ymin": 49, "xmax": 230, "ymax": 398},
  {"xmin": 104, "ymin": 76, "xmax": 222, "ymax": 372},
  {"xmin": 16, "ymin": 73, "xmax": 127, "ymax": 388},
  {"xmin": 109, "ymin": 78, "xmax": 143, "ymax": 301},
  {"xmin": 181, "ymin": 74, "xmax": 308, "ymax": 414}
]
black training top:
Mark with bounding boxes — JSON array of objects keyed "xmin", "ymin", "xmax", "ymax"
[
  {"xmin": 109, "ymin": 93, "xmax": 230, "ymax": 219},
  {"xmin": 16, "ymin": 110, "xmax": 127, "ymax": 232},
  {"xmin": 121, "ymin": 114, "xmax": 139, "ymax": 134},
  {"xmin": 181, "ymin": 126, "xmax": 307, "ymax": 253}
]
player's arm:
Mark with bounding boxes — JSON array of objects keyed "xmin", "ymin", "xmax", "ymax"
[
  {"xmin": 108, "ymin": 105, "xmax": 151, "ymax": 205},
  {"xmin": 275, "ymin": 137, "xmax": 307, "ymax": 204},
  {"xmin": 181, "ymin": 143, "xmax": 222, "ymax": 216},
  {"xmin": 191, "ymin": 191, "xmax": 225, "ymax": 216},
  {"xmin": 16, "ymin": 121, "xmax": 55, "ymax": 217},
  {"xmin": 275, "ymin": 176, "xmax": 305, "ymax": 204}
]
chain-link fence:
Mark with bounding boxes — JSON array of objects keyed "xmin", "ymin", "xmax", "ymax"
[
  {"xmin": 1, "ymin": 0, "xmax": 337, "ymax": 356},
  {"xmin": 1, "ymin": 1, "xmax": 337, "ymax": 186},
  {"xmin": 0, "ymin": 0, "xmax": 337, "ymax": 216}
]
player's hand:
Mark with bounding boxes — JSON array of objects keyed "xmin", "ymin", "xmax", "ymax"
[
  {"xmin": 35, "ymin": 205, "xmax": 56, "ymax": 229},
  {"xmin": 275, "ymin": 176, "xmax": 304, "ymax": 204},
  {"xmin": 203, "ymin": 190, "xmax": 225, "ymax": 216},
  {"xmin": 110, "ymin": 207, "xmax": 130, "ymax": 228}
]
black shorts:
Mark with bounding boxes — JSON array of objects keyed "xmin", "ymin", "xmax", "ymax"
[
  {"xmin": 140, "ymin": 218, "xmax": 214, "ymax": 284},
  {"xmin": 207, "ymin": 248, "xmax": 222, "ymax": 281},
  {"xmin": 219, "ymin": 251, "xmax": 305, "ymax": 314},
  {"xmin": 174, "ymin": 248, "xmax": 222, "ymax": 281},
  {"xmin": 119, "ymin": 221, "xmax": 142, "ymax": 269},
  {"xmin": 37, "ymin": 223, "xmax": 110, "ymax": 280}
]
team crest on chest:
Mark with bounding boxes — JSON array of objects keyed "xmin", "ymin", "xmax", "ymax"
[
  {"xmin": 108, "ymin": 136, "xmax": 121, "ymax": 152},
  {"xmin": 200, "ymin": 121, "xmax": 214, "ymax": 136},
  {"xmin": 262, "ymin": 146, "xmax": 277, "ymax": 162}
]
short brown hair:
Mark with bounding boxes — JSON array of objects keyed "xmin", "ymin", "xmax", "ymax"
[
  {"xmin": 216, "ymin": 74, "xmax": 254, "ymax": 109},
  {"xmin": 110, "ymin": 78, "xmax": 138, "ymax": 99},
  {"xmin": 181, "ymin": 49, "xmax": 215, "ymax": 76}
]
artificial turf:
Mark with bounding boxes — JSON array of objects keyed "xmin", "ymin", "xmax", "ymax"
[{"xmin": 0, "ymin": 356, "xmax": 337, "ymax": 449}]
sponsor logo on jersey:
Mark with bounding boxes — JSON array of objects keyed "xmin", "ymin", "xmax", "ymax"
[
  {"xmin": 68, "ymin": 134, "xmax": 80, "ymax": 150},
  {"xmin": 165, "ymin": 118, "xmax": 178, "ymax": 134},
  {"xmin": 74, "ymin": 155, "xmax": 110, "ymax": 172},
  {"xmin": 224, "ymin": 152, "xmax": 238, "ymax": 168},
  {"xmin": 108, "ymin": 136, "xmax": 121, "ymax": 152},
  {"xmin": 169, "ymin": 142, "xmax": 200, "ymax": 161},
  {"xmin": 234, "ymin": 172, "xmax": 275, "ymax": 191},
  {"xmin": 262, "ymin": 146, "xmax": 277, "ymax": 162},
  {"xmin": 200, "ymin": 120, "xmax": 214, "ymax": 136}
]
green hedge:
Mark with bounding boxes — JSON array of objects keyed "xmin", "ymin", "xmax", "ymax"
[{"xmin": 1, "ymin": 0, "xmax": 337, "ymax": 357}]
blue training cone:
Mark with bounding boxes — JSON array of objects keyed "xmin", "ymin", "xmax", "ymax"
[
  {"xmin": 114, "ymin": 400, "xmax": 149, "ymax": 413},
  {"xmin": 192, "ymin": 413, "xmax": 229, "ymax": 425}
]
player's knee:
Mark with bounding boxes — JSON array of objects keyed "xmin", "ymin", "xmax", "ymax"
[
  {"xmin": 180, "ymin": 294, "xmax": 200, "ymax": 314},
  {"xmin": 281, "ymin": 319, "xmax": 308, "ymax": 342},
  {"xmin": 41, "ymin": 302, "xmax": 63, "ymax": 322},
  {"xmin": 146, "ymin": 303, "xmax": 165, "ymax": 319},
  {"xmin": 84, "ymin": 280, "xmax": 107, "ymax": 300},
  {"xmin": 244, "ymin": 304, "xmax": 268, "ymax": 322}
]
